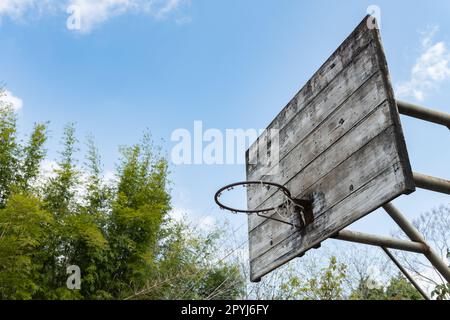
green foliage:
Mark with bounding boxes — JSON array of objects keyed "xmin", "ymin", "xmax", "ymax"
[
  {"xmin": 279, "ymin": 256, "xmax": 347, "ymax": 300},
  {"xmin": 349, "ymin": 273, "xmax": 423, "ymax": 300},
  {"xmin": 385, "ymin": 274, "xmax": 423, "ymax": 300},
  {"xmin": 278, "ymin": 258, "xmax": 425, "ymax": 301},
  {"xmin": 18, "ymin": 123, "xmax": 48, "ymax": 193},
  {"xmin": 128, "ymin": 223, "xmax": 245, "ymax": 300},
  {"xmin": 43, "ymin": 123, "xmax": 80, "ymax": 217},
  {"xmin": 349, "ymin": 280, "xmax": 386, "ymax": 300},
  {"xmin": 0, "ymin": 194, "xmax": 54, "ymax": 299},
  {"xmin": 304, "ymin": 256, "xmax": 347, "ymax": 300},
  {"xmin": 84, "ymin": 135, "xmax": 111, "ymax": 222},
  {"xmin": 0, "ymin": 88, "xmax": 48, "ymax": 205},
  {"xmin": 0, "ymin": 106, "xmax": 243, "ymax": 300},
  {"xmin": 432, "ymin": 251, "xmax": 450, "ymax": 300},
  {"xmin": 107, "ymin": 136, "xmax": 171, "ymax": 296},
  {"xmin": 432, "ymin": 283, "xmax": 450, "ymax": 300},
  {"xmin": 0, "ymin": 101, "xmax": 19, "ymax": 208}
]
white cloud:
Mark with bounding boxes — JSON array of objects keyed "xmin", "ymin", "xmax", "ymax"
[
  {"xmin": 0, "ymin": 89, "xmax": 23, "ymax": 111},
  {"xmin": 152, "ymin": 0, "xmax": 184, "ymax": 19},
  {"xmin": 396, "ymin": 26, "xmax": 450, "ymax": 101},
  {"xmin": 0, "ymin": 0, "xmax": 189, "ymax": 33},
  {"xmin": 0, "ymin": 0, "xmax": 38, "ymax": 20},
  {"xmin": 68, "ymin": 0, "xmax": 188, "ymax": 33},
  {"xmin": 0, "ymin": 0, "xmax": 58, "ymax": 22},
  {"xmin": 67, "ymin": 0, "xmax": 134, "ymax": 33}
]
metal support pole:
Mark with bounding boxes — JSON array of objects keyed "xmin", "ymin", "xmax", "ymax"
[
  {"xmin": 397, "ymin": 100, "xmax": 450, "ymax": 129},
  {"xmin": 381, "ymin": 247, "xmax": 430, "ymax": 300},
  {"xmin": 333, "ymin": 230, "xmax": 427, "ymax": 253},
  {"xmin": 383, "ymin": 203, "xmax": 450, "ymax": 283},
  {"xmin": 413, "ymin": 172, "xmax": 450, "ymax": 195}
]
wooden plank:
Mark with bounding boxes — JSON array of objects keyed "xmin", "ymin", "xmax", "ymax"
[
  {"xmin": 249, "ymin": 125, "xmax": 398, "ymax": 260},
  {"xmin": 250, "ymin": 163, "xmax": 407, "ymax": 281},
  {"xmin": 247, "ymin": 72, "xmax": 388, "ymax": 225}
]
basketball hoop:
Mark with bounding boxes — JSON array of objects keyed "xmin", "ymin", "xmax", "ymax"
[{"xmin": 214, "ymin": 181, "xmax": 313, "ymax": 230}]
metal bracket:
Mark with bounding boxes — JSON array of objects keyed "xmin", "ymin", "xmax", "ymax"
[
  {"xmin": 397, "ymin": 100, "xmax": 450, "ymax": 130},
  {"xmin": 256, "ymin": 198, "xmax": 314, "ymax": 230}
]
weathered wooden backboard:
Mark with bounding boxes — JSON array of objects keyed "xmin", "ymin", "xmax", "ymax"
[{"xmin": 245, "ymin": 16, "xmax": 415, "ymax": 282}]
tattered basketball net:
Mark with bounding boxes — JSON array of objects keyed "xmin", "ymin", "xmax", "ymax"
[{"xmin": 214, "ymin": 181, "xmax": 310, "ymax": 229}]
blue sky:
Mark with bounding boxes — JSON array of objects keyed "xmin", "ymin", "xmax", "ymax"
[{"xmin": 1, "ymin": 0, "xmax": 449, "ymax": 238}]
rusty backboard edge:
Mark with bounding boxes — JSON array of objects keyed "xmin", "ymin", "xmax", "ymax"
[{"xmin": 370, "ymin": 22, "xmax": 416, "ymax": 194}]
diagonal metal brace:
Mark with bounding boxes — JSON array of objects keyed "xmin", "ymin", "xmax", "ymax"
[
  {"xmin": 383, "ymin": 202, "xmax": 450, "ymax": 284},
  {"xmin": 382, "ymin": 247, "xmax": 430, "ymax": 300}
]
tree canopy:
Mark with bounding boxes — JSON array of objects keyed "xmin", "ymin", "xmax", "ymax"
[{"xmin": 0, "ymin": 99, "xmax": 243, "ymax": 300}]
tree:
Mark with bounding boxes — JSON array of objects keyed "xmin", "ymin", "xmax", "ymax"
[
  {"xmin": 128, "ymin": 222, "xmax": 245, "ymax": 300},
  {"xmin": 277, "ymin": 256, "xmax": 347, "ymax": 300},
  {"xmin": 0, "ymin": 105, "xmax": 244, "ymax": 300},
  {"xmin": 18, "ymin": 123, "xmax": 48, "ymax": 193},
  {"xmin": 385, "ymin": 274, "xmax": 423, "ymax": 300},
  {"xmin": 0, "ymin": 96, "xmax": 19, "ymax": 208},
  {"xmin": 349, "ymin": 279, "xmax": 385, "ymax": 300},
  {"xmin": 42, "ymin": 123, "xmax": 80, "ymax": 217},
  {"xmin": 0, "ymin": 87, "xmax": 48, "ymax": 202},
  {"xmin": 349, "ymin": 273, "xmax": 423, "ymax": 300},
  {"xmin": 106, "ymin": 135, "xmax": 171, "ymax": 296},
  {"xmin": 0, "ymin": 194, "xmax": 54, "ymax": 299},
  {"xmin": 83, "ymin": 135, "xmax": 112, "ymax": 227}
]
